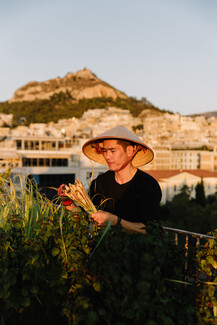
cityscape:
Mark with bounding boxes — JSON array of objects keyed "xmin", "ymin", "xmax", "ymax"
[{"xmin": 0, "ymin": 105, "xmax": 217, "ymax": 203}]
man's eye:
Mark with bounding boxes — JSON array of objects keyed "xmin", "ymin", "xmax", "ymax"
[{"xmin": 111, "ymin": 150, "xmax": 115, "ymax": 153}]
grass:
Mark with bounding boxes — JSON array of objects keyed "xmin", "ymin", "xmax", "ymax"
[{"xmin": 0, "ymin": 171, "xmax": 62, "ymax": 237}]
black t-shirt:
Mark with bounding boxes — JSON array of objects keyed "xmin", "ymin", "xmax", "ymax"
[{"xmin": 90, "ymin": 169, "xmax": 162, "ymax": 224}]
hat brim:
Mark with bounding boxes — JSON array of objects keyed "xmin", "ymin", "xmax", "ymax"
[{"xmin": 82, "ymin": 135, "xmax": 154, "ymax": 167}]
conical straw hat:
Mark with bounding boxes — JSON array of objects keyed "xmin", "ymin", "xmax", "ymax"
[{"xmin": 82, "ymin": 125, "xmax": 154, "ymax": 167}]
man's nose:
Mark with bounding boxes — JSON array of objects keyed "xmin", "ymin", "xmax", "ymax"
[{"xmin": 104, "ymin": 150, "xmax": 111, "ymax": 159}]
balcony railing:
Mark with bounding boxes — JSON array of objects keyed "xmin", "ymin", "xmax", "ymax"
[
  {"xmin": 163, "ymin": 226, "xmax": 214, "ymax": 243},
  {"xmin": 163, "ymin": 226, "xmax": 215, "ymax": 282}
]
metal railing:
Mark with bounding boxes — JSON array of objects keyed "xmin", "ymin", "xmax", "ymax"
[
  {"xmin": 163, "ymin": 226, "xmax": 215, "ymax": 282},
  {"xmin": 163, "ymin": 225, "xmax": 214, "ymax": 244}
]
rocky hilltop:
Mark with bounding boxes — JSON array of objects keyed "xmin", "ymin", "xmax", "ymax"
[{"xmin": 9, "ymin": 67, "xmax": 127, "ymax": 103}]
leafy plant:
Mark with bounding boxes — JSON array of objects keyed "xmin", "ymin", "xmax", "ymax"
[
  {"xmin": 0, "ymin": 187, "xmax": 96, "ymax": 324},
  {"xmin": 1, "ymin": 171, "xmax": 214, "ymax": 324},
  {"xmin": 197, "ymin": 232, "xmax": 217, "ymax": 324},
  {"xmin": 66, "ymin": 222, "xmax": 197, "ymax": 325},
  {"xmin": 0, "ymin": 172, "xmax": 59, "ymax": 237}
]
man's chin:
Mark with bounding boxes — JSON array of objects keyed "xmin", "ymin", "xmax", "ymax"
[
  {"xmin": 108, "ymin": 165, "xmax": 120, "ymax": 172},
  {"xmin": 107, "ymin": 164, "xmax": 115, "ymax": 171}
]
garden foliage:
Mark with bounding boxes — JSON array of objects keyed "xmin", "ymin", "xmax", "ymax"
[
  {"xmin": 1, "ymin": 172, "xmax": 217, "ymax": 324},
  {"xmin": 197, "ymin": 231, "xmax": 217, "ymax": 324}
]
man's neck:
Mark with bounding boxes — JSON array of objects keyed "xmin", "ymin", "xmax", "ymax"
[{"xmin": 114, "ymin": 165, "xmax": 137, "ymax": 184}]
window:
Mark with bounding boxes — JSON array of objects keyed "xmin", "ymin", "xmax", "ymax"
[
  {"xmin": 24, "ymin": 141, "xmax": 34, "ymax": 150},
  {"xmin": 58, "ymin": 141, "xmax": 64, "ymax": 149},
  {"xmin": 22, "ymin": 157, "xmax": 68, "ymax": 167},
  {"xmin": 52, "ymin": 158, "xmax": 68, "ymax": 167},
  {"xmin": 35, "ymin": 141, "xmax": 39, "ymax": 150},
  {"xmin": 39, "ymin": 158, "xmax": 44, "ymax": 166},
  {"xmin": 65, "ymin": 140, "xmax": 72, "ymax": 148},
  {"xmin": 22, "ymin": 158, "xmax": 31, "ymax": 166},
  {"xmin": 32, "ymin": 159, "xmax": 37, "ymax": 166},
  {"xmin": 42, "ymin": 141, "xmax": 46, "ymax": 150},
  {"xmin": 16, "ymin": 140, "xmax": 22, "ymax": 149},
  {"xmin": 45, "ymin": 158, "xmax": 50, "ymax": 166}
]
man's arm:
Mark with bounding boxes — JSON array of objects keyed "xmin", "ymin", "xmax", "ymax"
[{"xmin": 91, "ymin": 210, "xmax": 146, "ymax": 234}]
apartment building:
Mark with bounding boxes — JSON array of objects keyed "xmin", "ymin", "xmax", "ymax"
[{"xmin": 143, "ymin": 146, "xmax": 217, "ymax": 171}]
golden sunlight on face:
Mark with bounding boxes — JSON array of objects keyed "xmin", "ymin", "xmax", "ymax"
[{"xmin": 102, "ymin": 139, "xmax": 129, "ymax": 171}]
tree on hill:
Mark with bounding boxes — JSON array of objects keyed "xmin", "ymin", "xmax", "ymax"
[{"xmin": 0, "ymin": 93, "xmax": 164, "ymax": 126}]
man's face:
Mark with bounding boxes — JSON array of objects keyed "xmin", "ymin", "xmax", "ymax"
[{"xmin": 101, "ymin": 139, "xmax": 130, "ymax": 171}]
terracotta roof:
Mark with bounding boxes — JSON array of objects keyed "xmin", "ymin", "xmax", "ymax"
[
  {"xmin": 185, "ymin": 170, "xmax": 217, "ymax": 178},
  {"xmin": 143, "ymin": 169, "xmax": 217, "ymax": 181}
]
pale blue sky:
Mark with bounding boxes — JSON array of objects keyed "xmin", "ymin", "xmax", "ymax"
[{"xmin": 1, "ymin": 0, "xmax": 217, "ymax": 115}]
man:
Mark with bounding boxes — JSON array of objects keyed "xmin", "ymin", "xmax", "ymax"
[
  {"xmin": 81, "ymin": 125, "xmax": 162, "ymax": 234},
  {"xmin": 59, "ymin": 125, "xmax": 161, "ymax": 233}
]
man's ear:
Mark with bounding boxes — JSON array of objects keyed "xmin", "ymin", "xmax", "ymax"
[{"xmin": 126, "ymin": 145, "xmax": 134, "ymax": 157}]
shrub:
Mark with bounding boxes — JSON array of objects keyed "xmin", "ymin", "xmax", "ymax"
[
  {"xmin": 0, "ymin": 173, "xmax": 198, "ymax": 324},
  {"xmin": 67, "ymin": 223, "xmax": 197, "ymax": 325}
]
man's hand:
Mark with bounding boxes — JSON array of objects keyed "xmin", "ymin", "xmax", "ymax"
[
  {"xmin": 91, "ymin": 210, "xmax": 118, "ymax": 226},
  {"xmin": 91, "ymin": 210, "xmax": 147, "ymax": 234}
]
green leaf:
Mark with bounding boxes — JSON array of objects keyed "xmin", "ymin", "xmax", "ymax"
[
  {"xmin": 93, "ymin": 280, "xmax": 101, "ymax": 292},
  {"xmin": 146, "ymin": 320, "xmax": 158, "ymax": 325},
  {"xmin": 51, "ymin": 247, "xmax": 60, "ymax": 257},
  {"xmin": 200, "ymin": 259, "xmax": 207, "ymax": 268},
  {"xmin": 30, "ymin": 286, "xmax": 38, "ymax": 294},
  {"xmin": 90, "ymin": 220, "xmax": 111, "ymax": 257},
  {"xmin": 21, "ymin": 288, "xmax": 29, "ymax": 297},
  {"xmin": 209, "ymin": 239, "xmax": 216, "ymax": 249},
  {"xmin": 207, "ymin": 255, "xmax": 215, "ymax": 266},
  {"xmin": 21, "ymin": 296, "xmax": 31, "ymax": 307}
]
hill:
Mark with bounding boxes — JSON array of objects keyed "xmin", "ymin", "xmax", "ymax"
[
  {"xmin": 187, "ymin": 109, "xmax": 217, "ymax": 119},
  {"xmin": 197, "ymin": 111, "xmax": 217, "ymax": 118},
  {"xmin": 9, "ymin": 68, "xmax": 127, "ymax": 103},
  {"xmin": 0, "ymin": 68, "xmax": 169, "ymax": 126}
]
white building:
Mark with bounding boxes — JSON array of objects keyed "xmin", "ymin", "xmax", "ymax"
[{"xmin": 145, "ymin": 170, "xmax": 217, "ymax": 204}]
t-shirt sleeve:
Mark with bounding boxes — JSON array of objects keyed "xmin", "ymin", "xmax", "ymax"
[{"xmin": 138, "ymin": 179, "xmax": 162, "ymax": 224}]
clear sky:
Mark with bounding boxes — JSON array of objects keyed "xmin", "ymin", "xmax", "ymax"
[{"xmin": 1, "ymin": 0, "xmax": 217, "ymax": 115}]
